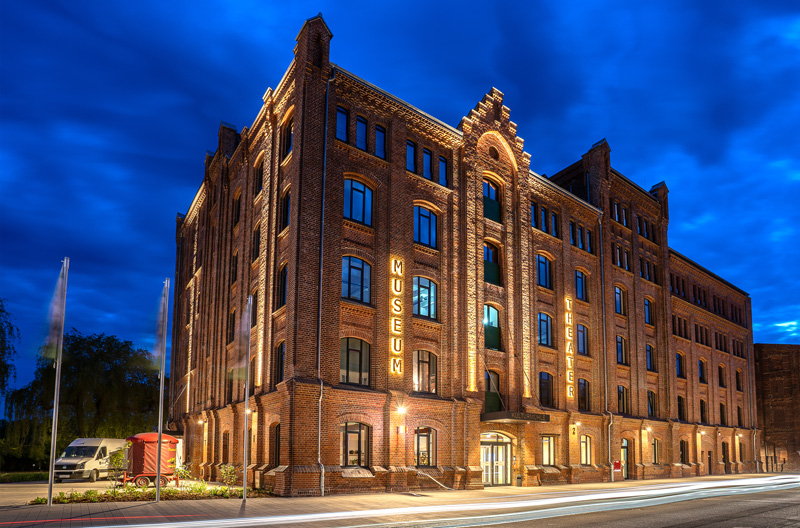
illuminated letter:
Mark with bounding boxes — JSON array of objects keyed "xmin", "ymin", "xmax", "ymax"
[
  {"xmin": 567, "ymin": 356, "xmax": 574, "ymax": 369},
  {"xmin": 566, "ymin": 313, "xmax": 573, "ymax": 325},
  {"xmin": 392, "ymin": 259, "xmax": 403, "ymax": 275},
  {"xmin": 392, "ymin": 278, "xmax": 403, "ymax": 295},
  {"xmin": 567, "ymin": 371, "xmax": 574, "ymax": 383},
  {"xmin": 392, "ymin": 298, "xmax": 402, "ymax": 313},
  {"xmin": 567, "ymin": 386, "xmax": 575, "ymax": 398},
  {"xmin": 566, "ymin": 341, "xmax": 574, "ymax": 354},
  {"xmin": 392, "ymin": 338, "xmax": 403, "ymax": 354},
  {"xmin": 566, "ymin": 327, "xmax": 573, "ymax": 340},
  {"xmin": 392, "ymin": 318, "xmax": 402, "ymax": 334},
  {"xmin": 565, "ymin": 298, "xmax": 572, "ymax": 311},
  {"xmin": 391, "ymin": 357, "xmax": 403, "ymax": 373}
]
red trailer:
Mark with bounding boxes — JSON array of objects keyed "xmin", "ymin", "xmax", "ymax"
[{"xmin": 120, "ymin": 433, "xmax": 180, "ymax": 488}]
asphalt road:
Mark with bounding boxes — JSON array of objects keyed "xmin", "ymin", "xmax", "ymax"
[{"xmin": 0, "ymin": 479, "xmax": 182, "ymax": 506}]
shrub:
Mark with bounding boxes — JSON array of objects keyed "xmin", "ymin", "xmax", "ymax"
[
  {"xmin": 219, "ymin": 464, "xmax": 237, "ymax": 487},
  {"xmin": 0, "ymin": 472, "xmax": 49, "ymax": 483}
]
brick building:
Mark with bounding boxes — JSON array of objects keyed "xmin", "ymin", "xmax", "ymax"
[
  {"xmin": 168, "ymin": 15, "xmax": 761, "ymax": 495},
  {"xmin": 754, "ymin": 344, "xmax": 800, "ymax": 472}
]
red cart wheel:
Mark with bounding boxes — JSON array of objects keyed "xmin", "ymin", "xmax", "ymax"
[
  {"xmin": 134, "ymin": 476, "xmax": 150, "ymax": 488},
  {"xmin": 158, "ymin": 476, "xmax": 168, "ymax": 488}
]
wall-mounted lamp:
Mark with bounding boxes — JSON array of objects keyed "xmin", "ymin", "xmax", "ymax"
[
  {"xmin": 575, "ymin": 422, "xmax": 582, "ymax": 427},
  {"xmin": 701, "ymin": 431, "xmax": 706, "ymax": 435},
  {"xmin": 397, "ymin": 426, "xmax": 405, "ymax": 434},
  {"xmin": 397, "ymin": 406, "xmax": 407, "ymax": 414},
  {"xmin": 646, "ymin": 427, "xmax": 652, "ymax": 432},
  {"xmin": 197, "ymin": 420, "xmax": 204, "ymax": 424}
]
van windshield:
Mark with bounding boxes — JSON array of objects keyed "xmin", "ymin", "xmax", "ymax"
[{"xmin": 62, "ymin": 446, "xmax": 98, "ymax": 458}]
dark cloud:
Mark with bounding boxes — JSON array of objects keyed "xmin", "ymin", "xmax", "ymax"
[{"xmin": 2, "ymin": 0, "xmax": 799, "ymax": 391}]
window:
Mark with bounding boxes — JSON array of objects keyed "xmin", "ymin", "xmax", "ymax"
[
  {"xmin": 413, "ymin": 206, "xmax": 437, "ymax": 248},
  {"xmin": 570, "ymin": 222, "xmax": 576, "ymax": 245},
  {"xmin": 412, "ymin": 276, "xmax": 437, "ymax": 319},
  {"xmin": 538, "ymin": 313, "xmax": 553, "ymax": 347},
  {"xmin": 340, "ymin": 422, "xmax": 369, "ymax": 467},
  {"xmin": 423, "ymin": 149, "xmax": 432, "ymax": 180},
  {"xmin": 578, "ymin": 226, "xmax": 585, "ymax": 249},
  {"xmin": 644, "ymin": 299, "xmax": 654, "ymax": 325},
  {"xmin": 736, "ymin": 370, "xmax": 743, "ymax": 392},
  {"xmin": 676, "ymin": 353, "xmax": 686, "ymax": 378},
  {"xmin": 484, "ymin": 304, "xmax": 501, "ymax": 350},
  {"xmin": 414, "ymin": 427, "xmax": 436, "ymax": 467},
  {"xmin": 578, "ymin": 378, "xmax": 590, "ymax": 411},
  {"xmin": 341, "ymin": 256, "xmax": 371, "ymax": 304},
  {"xmin": 281, "ymin": 116, "xmax": 293, "ymax": 159},
  {"xmin": 718, "ymin": 365, "xmax": 726, "ymax": 388},
  {"xmin": 375, "ymin": 125, "xmax": 386, "ymax": 159},
  {"xmin": 406, "ymin": 140, "xmax": 417, "ymax": 172},
  {"xmin": 344, "ymin": 178, "xmax": 373, "ymax": 226},
  {"xmin": 618, "ymin": 385, "xmax": 630, "ymax": 414},
  {"xmin": 647, "ymin": 390, "xmax": 657, "ymax": 417},
  {"xmin": 586, "ymin": 230, "xmax": 593, "ymax": 253},
  {"xmin": 438, "ymin": 156, "xmax": 447, "ymax": 187},
  {"xmin": 336, "ymin": 107, "xmax": 348, "ymax": 141},
  {"xmin": 530, "ymin": 202, "xmax": 537, "ymax": 228},
  {"xmin": 254, "ymin": 160, "xmax": 264, "ymax": 195},
  {"xmin": 614, "ymin": 286, "xmax": 626, "ymax": 315},
  {"xmin": 551, "ymin": 212, "xmax": 559, "ymax": 238},
  {"xmin": 230, "ymin": 252, "xmax": 238, "ymax": 285},
  {"xmin": 719, "ymin": 403, "xmax": 727, "ymax": 426},
  {"xmin": 699, "ymin": 359, "xmax": 707, "ymax": 384},
  {"xmin": 700, "ymin": 399, "xmax": 708, "ymax": 424},
  {"xmin": 413, "ymin": 350, "xmax": 437, "ymax": 393},
  {"xmin": 340, "ymin": 338, "xmax": 370, "ymax": 386},
  {"xmin": 485, "ymin": 370, "xmax": 501, "ymax": 412},
  {"xmin": 279, "ymin": 191, "xmax": 291, "ymax": 231},
  {"xmin": 577, "ymin": 324, "xmax": 589, "ymax": 356},
  {"xmin": 580, "ymin": 435, "xmax": 592, "ymax": 465},
  {"xmin": 537, "ymin": 255, "xmax": 552, "ymax": 289},
  {"xmin": 540, "ymin": 205, "xmax": 549, "ymax": 233},
  {"xmin": 250, "ymin": 291, "xmax": 258, "ymax": 328},
  {"xmin": 227, "ymin": 310, "xmax": 236, "ymax": 345},
  {"xmin": 737, "ymin": 406, "xmax": 743, "ymax": 427},
  {"xmin": 677, "ymin": 396, "xmax": 687, "ymax": 421},
  {"xmin": 575, "ymin": 270, "xmax": 587, "ymax": 301},
  {"xmin": 483, "ymin": 179, "xmax": 501, "ymax": 222},
  {"xmin": 276, "ymin": 265, "xmax": 287, "ymax": 308},
  {"xmin": 251, "ymin": 226, "xmax": 261, "ymax": 261},
  {"xmin": 646, "ymin": 344, "xmax": 656, "ymax": 372},
  {"xmin": 616, "ymin": 336, "xmax": 628, "ymax": 365},
  {"xmin": 483, "ymin": 242, "xmax": 501, "ymax": 285},
  {"xmin": 542, "ymin": 436, "xmax": 556, "ymax": 465},
  {"xmin": 232, "ymin": 194, "xmax": 241, "ymax": 228},
  {"xmin": 680, "ymin": 440, "xmax": 689, "ymax": 465},
  {"xmin": 274, "ymin": 342, "xmax": 285, "ymax": 383},
  {"xmin": 539, "ymin": 371, "xmax": 554, "ymax": 407},
  {"xmin": 652, "ymin": 438, "xmax": 661, "ymax": 464},
  {"xmin": 356, "ymin": 116, "xmax": 367, "ymax": 150}
]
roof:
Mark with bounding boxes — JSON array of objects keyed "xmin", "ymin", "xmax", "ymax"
[{"xmin": 669, "ymin": 248, "xmax": 750, "ymax": 297}]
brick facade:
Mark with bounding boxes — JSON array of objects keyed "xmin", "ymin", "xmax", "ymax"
[
  {"xmin": 754, "ymin": 344, "xmax": 800, "ymax": 472},
  {"xmin": 168, "ymin": 15, "xmax": 761, "ymax": 495}
]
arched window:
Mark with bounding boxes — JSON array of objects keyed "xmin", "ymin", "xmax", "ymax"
[
  {"xmin": 250, "ymin": 291, "xmax": 258, "ymax": 328},
  {"xmin": 344, "ymin": 178, "xmax": 373, "ymax": 226},
  {"xmin": 616, "ymin": 335, "xmax": 628, "ymax": 365},
  {"xmin": 719, "ymin": 403, "xmax": 727, "ymax": 426},
  {"xmin": 483, "ymin": 305, "xmax": 501, "ymax": 350},
  {"xmin": 279, "ymin": 190, "xmax": 291, "ymax": 231},
  {"xmin": 539, "ymin": 371, "xmax": 554, "ymax": 407},
  {"xmin": 699, "ymin": 359, "xmax": 707, "ymax": 384},
  {"xmin": 718, "ymin": 364, "xmax": 726, "ymax": 387},
  {"xmin": 538, "ymin": 312, "xmax": 553, "ymax": 347},
  {"xmin": 700, "ymin": 399, "xmax": 708, "ymax": 423},
  {"xmin": 340, "ymin": 422, "xmax": 369, "ymax": 467},
  {"xmin": 646, "ymin": 344, "xmax": 656, "ymax": 372},
  {"xmin": 679, "ymin": 439, "xmax": 689, "ymax": 464},
  {"xmin": 618, "ymin": 385, "xmax": 630, "ymax": 414},
  {"xmin": 677, "ymin": 395, "xmax": 687, "ymax": 421},
  {"xmin": 676, "ymin": 352, "xmax": 686, "ymax": 378},
  {"xmin": 276, "ymin": 265, "xmax": 287, "ymax": 308},
  {"xmin": 414, "ymin": 206, "xmax": 437, "ymax": 248},
  {"xmin": 578, "ymin": 378, "xmax": 590, "ymax": 411},
  {"xmin": 652, "ymin": 437, "xmax": 661, "ymax": 464},
  {"xmin": 647, "ymin": 390, "xmax": 658, "ymax": 417},
  {"xmin": 414, "ymin": 427, "xmax": 437, "ymax": 467},
  {"xmin": 577, "ymin": 324, "xmax": 589, "ymax": 355},
  {"xmin": 413, "ymin": 277, "xmax": 437, "ymax": 319},
  {"xmin": 614, "ymin": 286, "xmax": 626, "ymax": 315},
  {"xmin": 736, "ymin": 370, "xmax": 743, "ymax": 391},
  {"xmin": 413, "ymin": 350, "xmax": 437, "ymax": 393},
  {"xmin": 483, "ymin": 242, "xmax": 501, "ymax": 285},
  {"xmin": 537, "ymin": 255, "xmax": 553, "ymax": 289},
  {"xmin": 580, "ymin": 435, "xmax": 592, "ymax": 465},
  {"xmin": 340, "ymin": 338, "xmax": 370, "ymax": 386},
  {"xmin": 484, "ymin": 370, "xmax": 501, "ymax": 413},
  {"xmin": 253, "ymin": 159, "xmax": 264, "ymax": 195},
  {"xmin": 644, "ymin": 298, "xmax": 654, "ymax": 325},
  {"xmin": 342, "ymin": 256, "xmax": 371, "ymax": 304},
  {"xmin": 281, "ymin": 116, "xmax": 293, "ymax": 159},
  {"xmin": 483, "ymin": 179, "xmax": 501, "ymax": 222},
  {"xmin": 274, "ymin": 342, "xmax": 285, "ymax": 384},
  {"xmin": 251, "ymin": 225, "xmax": 261, "ymax": 261},
  {"xmin": 575, "ymin": 270, "xmax": 588, "ymax": 301}
]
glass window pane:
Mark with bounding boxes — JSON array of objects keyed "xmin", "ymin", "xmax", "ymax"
[{"xmin": 375, "ymin": 126, "xmax": 386, "ymax": 159}]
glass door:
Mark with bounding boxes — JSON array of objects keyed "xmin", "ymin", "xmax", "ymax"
[
  {"xmin": 480, "ymin": 432, "xmax": 512, "ymax": 486},
  {"xmin": 621, "ymin": 438, "xmax": 629, "ymax": 479}
]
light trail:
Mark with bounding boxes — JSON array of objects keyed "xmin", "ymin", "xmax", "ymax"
[{"xmin": 87, "ymin": 475, "xmax": 797, "ymax": 528}]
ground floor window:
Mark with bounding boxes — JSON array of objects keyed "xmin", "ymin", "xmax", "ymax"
[
  {"xmin": 580, "ymin": 435, "xmax": 592, "ymax": 465},
  {"xmin": 652, "ymin": 438, "xmax": 661, "ymax": 464},
  {"xmin": 340, "ymin": 422, "xmax": 369, "ymax": 468},
  {"xmin": 542, "ymin": 435, "xmax": 556, "ymax": 466},
  {"xmin": 414, "ymin": 427, "xmax": 437, "ymax": 467},
  {"xmin": 680, "ymin": 439, "xmax": 689, "ymax": 465}
]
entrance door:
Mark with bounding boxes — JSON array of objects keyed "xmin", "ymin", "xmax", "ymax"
[
  {"xmin": 707, "ymin": 450, "xmax": 713, "ymax": 474},
  {"xmin": 722, "ymin": 442, "xmax": 731, "ymax": 474},
  {"xmin": 480, "ymin": 432, "xmax": 512, "ymax": 486},
  {"xmin": 621, "ymin": 438, "xmax": 630, "ymax": 479}
]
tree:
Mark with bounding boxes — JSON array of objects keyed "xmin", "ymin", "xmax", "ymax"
[
  {"xmin": 0, "ymin": 298, "xmax": 20, "ymax": 397},
  {"xmin": 2, "ymin": 330, "xmax": 165, "ymax": 470}
]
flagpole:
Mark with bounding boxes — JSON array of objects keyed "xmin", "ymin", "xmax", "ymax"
[
  {"xmin": 242, "ymin": 295, "xmax": 252, "ymax": 502},
  {"xmin": 155, "ymin": 278, "xmax": 170, "ymax": 503},
  {"xmin": 47, "ymin": 257, "xmax": 69, "ymax": 507}
]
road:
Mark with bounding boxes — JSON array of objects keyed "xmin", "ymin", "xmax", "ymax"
[{"xmin": 0, "ymin": 474, "xmax": 797, "ymax": 527}]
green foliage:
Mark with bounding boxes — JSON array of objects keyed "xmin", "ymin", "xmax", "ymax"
[
  {"xmin": 31, "ymin": 497, "xmax": 46, "ymax": 504},
  {"xmin": 0, "ymin": 298, "xmax": 20, "ymax": 396},
  {"xmin": 30, "ymin": 482, "xmax": 269, "ymax": 504},
  {"xmin": 219, "ymin": 464, "xmax": 237, "ymax": 487},
  {"xmin": 2, "ymin": 330, "xmax": 165, "ymax": 469},
  {"xmin": 83, "ymin": 489, "xmax": 99, "ymax": 502},
  {"xmin": 107, "ymin": 441, "xmax": 131, "ymax": 485},
  {"xmin": 0, "ymin": 472, "xmax": 48, "ymax": 483},
  {"xmin": 185, "ymin": 480, "xmax": 207, "ymax": 494}
]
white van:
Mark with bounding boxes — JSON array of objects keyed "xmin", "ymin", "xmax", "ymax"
[{"xmin": 54, "ymin": 438, "xmax": 127, "ymax": 482}]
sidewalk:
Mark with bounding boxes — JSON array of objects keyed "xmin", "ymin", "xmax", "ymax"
[{"xmin": 0, "ymin": 473, "xmax": 793, "ymax": 528}]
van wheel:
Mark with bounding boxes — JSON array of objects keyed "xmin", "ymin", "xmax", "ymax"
[
  {"xmin": 54, "ymin": 478, "xmax": 62, "ymax": 483},
  {"xmin": 134, "ymin": 476, "xmax": 150, "ymax": 488},
  {"xmin": 89, "ymin": 470, "xmax": 98, "ymax": 482}
]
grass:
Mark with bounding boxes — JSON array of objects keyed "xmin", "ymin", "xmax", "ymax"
[{"xmin": 0, "ymin": 472, "xmax": 49, "ymax": 483}]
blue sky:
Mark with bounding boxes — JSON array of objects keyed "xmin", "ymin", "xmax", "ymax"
[{"xmin": 1, "ymin": 0, "xmax": 798, "ymax": 392}]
